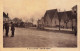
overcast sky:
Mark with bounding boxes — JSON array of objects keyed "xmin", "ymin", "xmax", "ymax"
[{"xmin": 3, "ymin": 0, "xmax": 78, "ymax": 23}]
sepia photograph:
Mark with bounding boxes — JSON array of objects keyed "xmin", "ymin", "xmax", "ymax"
[{"xmin": 3, "ymin": 0, "xmax": 77, "ymax": 48}]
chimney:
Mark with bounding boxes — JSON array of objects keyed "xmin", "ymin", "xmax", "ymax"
[{"xmin": 58, "ymin": 9, "xmax": 60, "ymax": 12}]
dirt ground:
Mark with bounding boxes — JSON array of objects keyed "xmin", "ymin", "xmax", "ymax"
[{"xmin": 3, "ymin": 27, "xmax": 77, "ymax": 48}]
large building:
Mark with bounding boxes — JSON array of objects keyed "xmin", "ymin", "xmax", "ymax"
[
  {"xmin": 39, "ymin": 5, "xmax": 77, "ymax": 29},
  {"xmin": 44, "ymin": 9, "xmax": 58, "ymax": 27},
  {"xmin": 3, "ymin": 12, "xmax": 9, "ymax": 23},
  {"xmin": 43, "ymin": 9, "xmax": 73, "ymax": 28}
]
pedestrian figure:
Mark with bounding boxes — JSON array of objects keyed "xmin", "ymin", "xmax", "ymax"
[
  {"xmin": 3, "ymin": 23, "xmax": 5, "ymax": 32},
  {"xmin": 72, "ymin": 26, "xmax": 74, "ymax": 31},
  {"xmin": 11, "ymin": 22, "xmax": 15, "ymax": 37},
  {"xmin": 5, "ymin": 22, "xmax": 9, "ymax": 37},
  {"xmin": 74, "ymin": 26, "xmax": 77, "ymax": 36}
]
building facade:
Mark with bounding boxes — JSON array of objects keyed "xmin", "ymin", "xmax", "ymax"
[
  {"xmin": 44, "ymin": 9, "xmax": 59, "ymax": 27},
  {"xmin": 3, "ymin": 12, "xmax": 9, "ymax": 23},
  {"xmin": 40, "ymin": 6, "xmax": 77, "ymax": 29}
]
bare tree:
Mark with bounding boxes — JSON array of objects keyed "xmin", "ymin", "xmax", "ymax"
[
  {"xmin": 58, "ymin": 12, "xmax": 62, "ymax": 30},
  {"xmin": 58, "ymin": 16, "xmax": 61, "ymax": 30},
  {"xmin": 30, "ymin": 17, "xmax": 34, "ymax": 23},
  {"xmin": 64, "ymin": 16, "xmax": 69, "ymax": 29},
  {"xmin": 57, "ymin": 9, "xmax": 62, "ymax": 30},
  {"xmin": 13, "ymin": 17, "xmax": 23, "ymax": 23},
  {"xmin": 13, "ymin": 18, "xmax": 23, "ymax": 27}
]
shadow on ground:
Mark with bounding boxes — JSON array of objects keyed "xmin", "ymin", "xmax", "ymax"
[{"xmin": 29, "ymin": 27, "xmax": 74, "ymax": 34}]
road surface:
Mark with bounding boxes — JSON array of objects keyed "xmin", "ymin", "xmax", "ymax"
[{"xmin": 3, "ymin": 27, "xmax": 77, "ymax": 48}]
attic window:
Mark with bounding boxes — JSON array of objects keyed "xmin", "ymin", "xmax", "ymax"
[{"xmin": 74, "ymin": 11, "xmax": 76, "ymax": 13}]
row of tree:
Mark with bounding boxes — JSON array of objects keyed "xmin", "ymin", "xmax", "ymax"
[
  {"xmin": 58, "ymin": 13, "xmax": 77, "ymax": 31},
  {"xmin": 12, "ymin": 17, "xmax": 35, "ymax": 27}
]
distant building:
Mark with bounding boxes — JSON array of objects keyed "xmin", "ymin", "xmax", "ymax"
[
  {"xmin": 3, "ymin": 12, "xmax": 9, "ymax": 23},
  {"xmin": 37, "ymin": 18, "xmax": 44, "ymax": 29},
  {"xmin": 37, "ymin": 17, "xmax": 44, "ymax": 25},
  {"xmin": 24, "ymin": 22, "xmax": 33, "ymax": 28},
  {"xmin": 40, "ymin": 9, "xmax": 75, "ymax": 28}
]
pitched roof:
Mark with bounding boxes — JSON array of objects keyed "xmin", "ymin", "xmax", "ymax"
[
  {"xmin": 72, "ymin": 5, "xmax": 77, "ymax": 9},
  {"xmin": 57, "ymin": 12, "xmax": 65, "ymax": 19},
  {"xmin": 66, "ymin": 11, "xmax": 72, "ymax": 17},
  {"xmin": 58, "ymin": 11, "xmax": 76, "ymax": 20},
  {"xmin": 65, "ymin": 11, "xmax": 76, "ymax": 19},
  {"xmin": 44, "ymin": 9, "xmax": 57, "ymax": 20},
  {"xmin": 3, "ymin": 12, "xmax": 9, "ymax": 18}
]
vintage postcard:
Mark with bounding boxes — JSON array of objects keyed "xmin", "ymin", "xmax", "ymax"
[{"xmin": 0, "ymin": 0, "xmax": 80, "ymax": 51}]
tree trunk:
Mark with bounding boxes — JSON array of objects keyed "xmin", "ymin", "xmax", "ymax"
[
  {"xmin": 59, "ymin": 21, "xmax": 60, "ymax": 30},
  {"xmin": 66, "ymin": 23, "xmax": 68, "ymax": 29},
  {"xmin": 72, "ymin": 20, "xmax": 73, "ymax": 31},
  {"xmin": 51, "ymin": 19, "xmax": 52, "ymax": 27}
]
